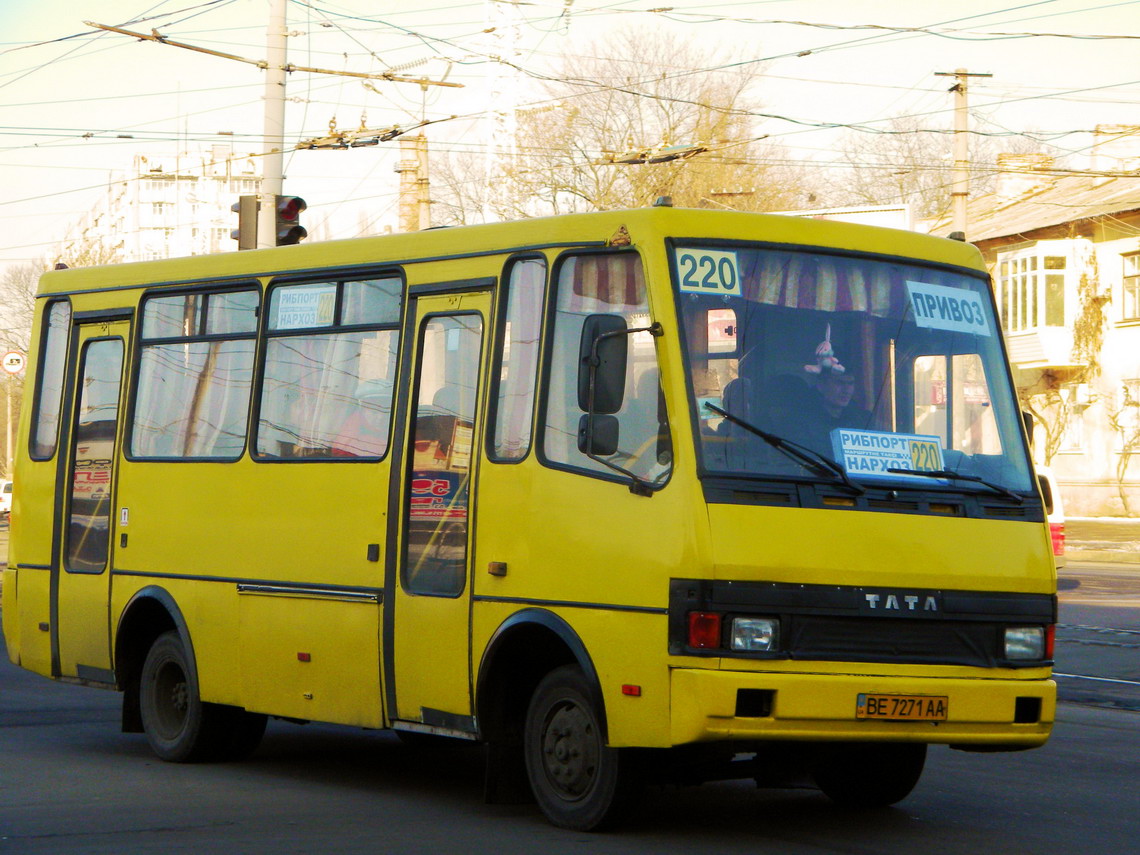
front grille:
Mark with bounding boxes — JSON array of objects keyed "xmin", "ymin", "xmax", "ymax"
[
  {"xmin": 784, "ymin": 615, "xmax": 998, "ymax": 667},
  {"xmin": 669, "ymin": 578, "xmax": 1056, "ymax": 669}
]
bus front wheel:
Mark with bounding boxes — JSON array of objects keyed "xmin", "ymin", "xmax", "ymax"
[
  {"xmin": 810, "ymin": 742, "xmax": 926, "ymax": 808},
  {"xmin": 523, "ymin": 665, "xmax": 642, "ymax": 831},
  {"xmin": 139, "ymin": 630, "xmax": 266, "ymax": 762}
]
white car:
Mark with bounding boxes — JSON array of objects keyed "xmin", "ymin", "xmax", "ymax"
[
  {"xmin": 1036, "ymin": 466, "xmax": 1066, "ymax": 570},
  {"xmin": 0, "ymin": 479, "xmax": 11, "ymax": 518}
]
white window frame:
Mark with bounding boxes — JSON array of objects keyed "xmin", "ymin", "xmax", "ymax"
[
  {"xmin": 995, "ymin": 241, "xmax": 1074, "ymax": 333},
  {"xmin": 1123, "ymin": 254, "xmax": 1140, "ymax": 322}
]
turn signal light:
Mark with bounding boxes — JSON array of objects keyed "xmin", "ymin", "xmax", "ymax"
[
  {"xmin": 687, "ymin": 611, "xmax": 722, "ymax": 649},
  {"xmin": 1049, "ymin": 523, "xmax": 1065, "ymax": 557}
]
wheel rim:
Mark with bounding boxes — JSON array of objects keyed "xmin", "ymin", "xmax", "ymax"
[
  {"xmin": 151, "ymin": 659, "xmax": 190, "ymax": 740},
  {"xmin": 539, "ymin": 698, "xmax": 601, "ymax": 802}
]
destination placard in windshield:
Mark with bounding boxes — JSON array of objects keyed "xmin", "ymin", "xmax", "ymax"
[{"xmin": 832, "ymin": 429, "xmax": 944, "ymax": 477}]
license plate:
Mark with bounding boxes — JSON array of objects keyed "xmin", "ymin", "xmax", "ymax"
[{"xmin": 856, "ymin": 693, "xmax": 948, "ymax": 721}]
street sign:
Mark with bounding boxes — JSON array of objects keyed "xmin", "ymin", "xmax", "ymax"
[{"xmin": 2, "ymin": 351, "xmax": 25, "ymax": 375}]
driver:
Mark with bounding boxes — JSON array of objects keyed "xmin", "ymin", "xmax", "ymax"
[{"xmin": 799, "ymin": 325, "xmax": 871, "ymax": 456}]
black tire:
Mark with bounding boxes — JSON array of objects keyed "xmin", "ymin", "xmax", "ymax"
[
  {"xmin": 139, "ymin": 630, "xmax": 266, "ymax": 762},
  {"xmin": 810, "ymin": 742, "xmax": 927, "ymax": 808},
  {"xmin": 523, "ymin": 665, "xmax": 642, "ymax": 831}
]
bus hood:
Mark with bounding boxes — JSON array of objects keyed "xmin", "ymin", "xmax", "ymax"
[{"xmin": 705, "ymin": 504, "xmax": 1055, "ymax": 595}]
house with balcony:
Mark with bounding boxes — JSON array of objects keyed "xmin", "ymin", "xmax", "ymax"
[{"xmin": 931, "ymin": 127, "xmax": 1140, "ymax": 515}]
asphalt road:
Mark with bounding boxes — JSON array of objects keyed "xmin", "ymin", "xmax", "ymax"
[
  {"xmin": 1056, "ymin": 560, "xmax": 1140, "ymax": 710},
  {"xmin": 1, "ymin": 662, "xmax": 1137, "ymax": 854}
]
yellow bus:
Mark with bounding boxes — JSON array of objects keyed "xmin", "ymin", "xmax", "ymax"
[{"xmin": 2, "ymin": 207, "xmax": 1055, "ymax": 830}]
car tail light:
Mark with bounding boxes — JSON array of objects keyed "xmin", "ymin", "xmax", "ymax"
[{"xmin": 1049, "ymin": 522, "xmax": 1065, "ymax": 557}]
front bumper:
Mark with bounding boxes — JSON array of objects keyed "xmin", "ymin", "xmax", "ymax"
[{"xmin": 670, "ymin": 667, "xmax": 1055, "ymax": 748}]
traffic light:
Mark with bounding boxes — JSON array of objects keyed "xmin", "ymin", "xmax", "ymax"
[
  {"xmin": 275, "ymin": 195, "xmax": 307, "ymax": 246},
  {"xmin": 230, "ymin": 195, "xmax": 258, "ymax": 251}
]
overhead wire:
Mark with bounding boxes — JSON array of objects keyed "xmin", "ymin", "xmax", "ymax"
[
  {"xmin": 616, "ymin": 4, "xmax": 1140, "ymax": 41},
  {"xmin": 286, "ymin": 1, "xmax": 1139, "ymax": 151},
  {"xmin": 7, "ymin": 1, "xmax": 1131, "ymax": 150},
  {"xmin": 3, "ymin": 0, "xmax": 1138, "ymax": 253}
]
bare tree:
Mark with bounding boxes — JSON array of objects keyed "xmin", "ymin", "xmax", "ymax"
[
  {"xmin": 0, "ymin": 262, "xmax": 43, "ymax": 354},
  {"xmin": 433, "ymin": 28, "xmax": 814, "ymax": 223},
  {"xmin": 827, "ymin": 115, "xmax": 1061, "ymax": 219},
  {"xmin": 0, "ymin": 260, "xmax": 45, "ymax": 475},
  {"xmin": 56, "ymin": 239, "xmax": 123, "ymax": 270},
  {"xmin": 828, "ymin": 116, "xmax": 954, "ymax": 219},
  {"xmin": 1105, "ymin": 383, "xmax": 1140, "ymax": 515},
  {"xmin": 1019, "ymin": 381, "xmax": 1076, "ymax": 467}
]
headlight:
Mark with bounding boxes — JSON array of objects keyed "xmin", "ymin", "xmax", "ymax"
[
  {"xmin": 1004, "ymin": 626, "xmax": 1045, "ymax": 660},
  {"xmin": 730, "ymin": 617, "xmax": 779, "ymax": 652}
]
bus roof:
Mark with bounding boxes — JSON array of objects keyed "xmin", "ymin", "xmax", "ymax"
[{"xmin": 37, "ymin": 207, "xmax": 986, "ymax": 297}]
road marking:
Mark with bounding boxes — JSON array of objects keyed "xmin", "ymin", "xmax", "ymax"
[{"xmin": 1054, "ymin": 673, "xmax": 1140, "ymax": 687}]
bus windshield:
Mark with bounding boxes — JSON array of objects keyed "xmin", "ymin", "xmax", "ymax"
[{"xmin": 675, "ymin": 243, "xmax": 1033, "ymax": 495}]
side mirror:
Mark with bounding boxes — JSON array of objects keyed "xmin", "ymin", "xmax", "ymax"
[
  {"xmin": 578, "ymin": 414, "xmax": 620, "ymax": 457},
  {"xmin": 578, "ymin": 314, "xmax": 628, "ymax": 415},
  {"xmin": 1022, "ymin": 410, "xmax": 1035, "ymax": 447}
]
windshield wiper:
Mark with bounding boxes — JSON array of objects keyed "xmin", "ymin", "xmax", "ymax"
[
  {"xmin": 886, "ymin": 468, "xmax": 1024, "ymax": 504},
  {"xmin": 704, "ymin": 402, "xmax": 864, "ymax": 495}
]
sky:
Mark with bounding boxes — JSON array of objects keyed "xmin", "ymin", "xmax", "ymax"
[{"xmin": 2, "ymin": 0, "xmax": 1139, "ymax": 273}]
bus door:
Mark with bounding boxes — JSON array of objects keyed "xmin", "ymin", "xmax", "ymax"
[
  {"xmin": 387, "ymin": 289, "xmax": 490, "ymax": 734},
  {"xmin": 53, "ymin": 318, "xmax": 129, "ymax": 682}
]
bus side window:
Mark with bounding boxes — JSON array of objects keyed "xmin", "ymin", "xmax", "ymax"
[
  {"xmin": 404, "ymin": 315, "xmax": 482, "ymax": 596},
  {"xmin": 913, "ymin": 353, "xmax": 1002, "ymax": 456},
  {"xmin": 256, "ymin": 278, "xmax": 401, "ymax": 460},
  {"xmin": 542, "ymin": 253, "xmax": 671, "ymax": 485},
  {"xmin": 131, "ymin": 291, "xmax": 257, "ymax": 460},
  {"xmin": 67, "ymin": 338, "xmax": 124, "ymax": 573},
  {"xmin": 489, "ymin": 258, "xmax": 546, "ymax": 461},
  {"xmin": 30, "ymin": 299, "xmax": 72, "ymax": 460}
]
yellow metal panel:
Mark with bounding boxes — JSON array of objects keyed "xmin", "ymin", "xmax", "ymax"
[
  {"xmin": 392, "ymin": 594, "xmax": 471, "ymax": 721},
  {"xmin": 8, "ymin": 464, "xmax": 58, "ymax": 571},
  {"xmin": 707, "ymin": 504, "xmax": 1056, "ymax": 594},
  {"xmin": 113, "ymin": 458, "xmax": 389, "ymax": 592},
  {"xmin": 110, "ymin": 458, "xmax": 388, "ymax": 714},
  {"xmin": 472, "ymin": 462, "xmax": 701, "ymax": 609},
  {"xmin": 6, "ymin": 567, "xmax": 52, "ymax": 675},
  {"xmin": 56, "ymin": 571, "xmax": 112, "ymax": 677},
  {"xmin": 238, "ymin": 593, "xmax": 382, "ymax": 727}
]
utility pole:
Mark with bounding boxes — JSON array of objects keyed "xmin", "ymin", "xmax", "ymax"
[
  {"xmin": 934, "ymin": 68, "xmax": 992, "ymax": 240},
  {"xmin": 396, "ymin": 134, "xmax": 431, "ymax": 232},
  {"xmin": 482, "ymin": 0, "xmax": 523, "ymax": 222},
  {"xmin": 258, "ymin": 0, "xmax": 288, "ymax": 249},
  {"xmin": 416, "ymin": 135, "xmax": 430, "ymax": 230}
]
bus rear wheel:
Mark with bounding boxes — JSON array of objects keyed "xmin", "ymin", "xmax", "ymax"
[
  {"xmin": 523, "ymin": 665, "xmax": 642, "ymax": 831},
  {"xmin": 139, "ymin": 630, "xmax": 266, "ymax": 762},
  {"xmin": 810, "ymin": 742, "xmax": 926, "ymax": 808}
]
